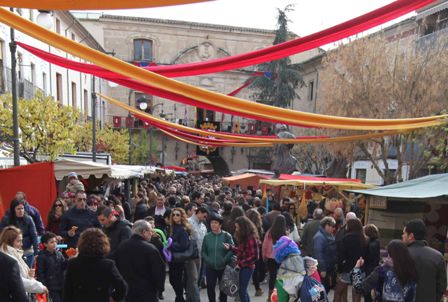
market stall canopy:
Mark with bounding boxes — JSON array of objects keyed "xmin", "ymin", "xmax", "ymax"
[
  {"xmin": 163, "ymin": 165, "xmax": 187, "ymax": 172},
  {"xmin": 278, "ymin": 174, "xmax": 362, "ymax": 182},
  {"xmin": 347, "ymin": 173, "xmax": 448, "ymax": 199},
  {"xmin": 232, "ymin": 169, "xmax": 275, "ymax": 176},
  {"xmin": 54, "ymin": 159, "xmax": 144, "ymax": 180},
  {"xmin": 112, "ymin": 164, "xmax": 157, "ymax": 175},
  {"xmin": 223, "ymin": 173, "xmax": 272, "ymax": 190},
  {"xmin": 260, "ymin": 175, "xmax": 374, "ymax": 190}
]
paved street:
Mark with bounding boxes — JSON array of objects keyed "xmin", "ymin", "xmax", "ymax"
[{"xmin": 161, "ymin": 273, "xmax": 345, "ymax": 301}]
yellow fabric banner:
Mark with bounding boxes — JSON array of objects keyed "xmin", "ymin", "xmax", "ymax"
[
  {"xmin": 1, "ymin": 8, "xmax": 446, "ymax": 130},
  {"xmin": 3, "ymin": 0, "xmax": 211, "ymax": 10},
  {"xmin": 100, "ymin": 93, "xmax": 406, "ymax": 144}
]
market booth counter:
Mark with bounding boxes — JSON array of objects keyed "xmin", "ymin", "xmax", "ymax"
[
  {"xmin": 259, "ymin": 174, "xmax": 374, "ymax": 221},
  {"xmin": 348, "ymin": 173, "xmax": 448, "ymax": 252}
]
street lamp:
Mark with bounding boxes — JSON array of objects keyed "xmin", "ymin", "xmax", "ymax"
[
  {"xmin": 10, "ymin": 7, "xmax": 19, "ymax": 166},
  {"xmin": 36, "ymin": 10, "xmax": 53, "ymax": 29}
]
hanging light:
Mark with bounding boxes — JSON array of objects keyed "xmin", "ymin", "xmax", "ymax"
[
  {"xmin": 139, "ymin": 101, "xmax": 148, "ymax": 111},
  {"xmin": 36, "ymin": 10, "xmax": 53, "ymax": 30}
]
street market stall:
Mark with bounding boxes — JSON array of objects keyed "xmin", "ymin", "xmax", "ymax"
[
  {"xmin": 259, "ymin": 174, "xmax": 374, "ymax": 220},
  {"xmin": 222, "ymin": 173, "xmax": 272, "ymax": 191},
  {"xmin": 347, "ymin": 173, "xmax": 448, "ymax": 250}
]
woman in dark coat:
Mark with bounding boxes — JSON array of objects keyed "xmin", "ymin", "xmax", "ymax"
[
  {"xmin": 0, "ymin": 199, "xmax": 38, "ymax": 268},
  {"xmin": 47, "ymin": 198, "xmax": 68, "ymax": 237},
  {"xmin": 63, "ymin": 228, "xmax": 127, "ymax": 302},
  {"xmin": 168, "ymin": 208, "xmax": 192, "ymax": 302},
  {"xmin": 363, "ymin": 224, "xmax": 381, "ymax": 302},
  {"xmin": 334, "ymin": 218, "xmax": 367, "ymax": 302}
]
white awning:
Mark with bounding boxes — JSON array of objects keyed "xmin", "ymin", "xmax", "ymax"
[{"xmin": 54, "ymin": 159, "xmax": 112, "ymax": 180}]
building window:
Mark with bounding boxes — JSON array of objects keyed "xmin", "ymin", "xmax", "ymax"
[
  {"xmin": 133, "ymin": 39, "xmax": 153, "ymax": 61},
  {"xmin": 355, "ymin": 168, "xmax": 367, "ymax": 183},
  {"xmin": 30, "ymin": 63, "xmax": 35, "ymax": 86},
  {"xmin": 55, "ymin": 19, "xmax": 61, "ymax": 34},
  {"xmin": 71, "ymin": 82, "xmax": 77, "ymax": 108},
  {"xmin": 84, "ymin": 89, "xmax": 89, "ymax": 116},
  {"xmin": 308, "ymin": 80, "xmax": 314, "ymax": 101},
  {"xmin": 71, "ymin": 33, "xmax": 76, "ymax": 41},
  {"xmin": 56, "ymin": 73, "xmax": 63, "ymax": 103},
  {"xmin": 42, "ymin": 72, "xmax": 47, "ymax": 93},
  {"xmin": 17, "ymin": 52, "xmax": 23, "ymax": 80}
]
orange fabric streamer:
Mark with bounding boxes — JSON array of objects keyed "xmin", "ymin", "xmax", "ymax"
[
  {"xmin": 0, "ymin": 8, "xmax": 445, "ymax": 131},
  {"xmin": 2, "ymin": 0, "xmax": 212, "ymax": 10}
]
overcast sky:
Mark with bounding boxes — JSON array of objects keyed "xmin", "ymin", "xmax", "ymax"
[{"xmin": 91, "ymin": 0, "xmax": 414, "ymax": 38}]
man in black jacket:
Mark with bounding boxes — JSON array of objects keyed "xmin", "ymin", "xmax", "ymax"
[
  {"xmin": 115, "ymin": 220, "xmax": 166, "ymax": 302},
  {"xmin": 97, "ymin": 206, "xmax": 132, "ymax": 258},
  {"xmin": 0, "ymin": 251, "xmax": 28, "ymax": 302},
  {"xmin": 402, "ymin": 219, "xmax": 447, "ymax": 302},
  {"xmin": 59, "ymin": 190, "xmax": 101, "ymax": 247}
]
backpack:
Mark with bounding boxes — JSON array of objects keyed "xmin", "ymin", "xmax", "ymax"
[{"xmin": 298, "ymin": 275, "xmax": 328, "ymax": 302}]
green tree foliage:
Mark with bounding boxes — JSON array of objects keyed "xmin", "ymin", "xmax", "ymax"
[
  {"xmin": 0, "ymin": 92, "xmax": 79, "ymax": 162},
  {"xmin": 73, "ymin": 122, "xmax": 129, "ymax": 164},
  {"xmin": 250, "ymin": 5, "xmax": 304, "ymax": 108},
  {"xmin": 130, "ymin": 129, "xmax": 159, "ymax": 165}
]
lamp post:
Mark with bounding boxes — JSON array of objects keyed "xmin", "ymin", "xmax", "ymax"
[
  {"xmin": 9, "ymin": 10, "xmax": 53, "ymax": 166},
  {"xmin": 9, "ymin": 8, "xmax": 19, "ymax": 166},
  {"xmin": 91, "ymin": 76, "xmax": 97, "ymax": 162},
  {"xmin": 127, "ymin": 89, "xmax": 134, "ymax": 165}
]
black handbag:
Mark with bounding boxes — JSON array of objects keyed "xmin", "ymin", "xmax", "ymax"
[{"xmin": 172, "ymin": 238, "xmax": 199, "ymax": 263}]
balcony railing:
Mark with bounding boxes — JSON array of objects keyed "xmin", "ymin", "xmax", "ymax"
[
  {"xmin": 416, "ymin": 27, "xmax": 448, "ymax": 50},
  {"xmin": 111, "ymin": 116, "xmax": 276, "ymax": 135},
  {"xmin": 5, "ymin": 67, "xmax": 43, "ymax": 99}
]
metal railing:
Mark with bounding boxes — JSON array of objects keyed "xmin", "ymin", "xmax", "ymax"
[{"xmin": 5, "ymin": 67, "xmax": 43, "ymax": 99}]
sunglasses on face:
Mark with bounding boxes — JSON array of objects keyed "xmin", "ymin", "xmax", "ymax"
[
  {"xmin": 77, "ymin": 198, "xmax": 87, "ymax": 201},
  {"xmin": 55, "ymin": 204, "xmax": 63, "ymax": 207},
  {"xmin": 172, "ymin": 213, "xmax": 181, "ymax": 217}
]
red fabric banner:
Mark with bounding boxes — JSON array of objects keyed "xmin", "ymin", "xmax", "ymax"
[
  {"xmin": 18, "ymin": 0, "xmax": 434, "ymax": 77},
  {"xmin": 0, "ymin": 162, "xmax": 57, "ymax": 225},
  {"xmin": 17, "ymin": 43, "xmax": 314, "ymax": 127}
]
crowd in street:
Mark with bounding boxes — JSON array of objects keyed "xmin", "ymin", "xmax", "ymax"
[{"xmin": 0, "ymin": 172, "xmax": 446, "ymax": 302}]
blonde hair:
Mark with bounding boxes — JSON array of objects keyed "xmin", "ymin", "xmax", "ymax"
[
  {"xmin": 0, "ymin": 225, "xmax": 22, "ymax": 248},
  {"xmin": 169, "ymin": 207, "xmax": 192, "ymax": 236}
]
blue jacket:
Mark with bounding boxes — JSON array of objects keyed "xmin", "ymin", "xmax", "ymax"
[
  {"xmin": 313, "ymin": 227, "xmax": 336, "ymax": 273},
  {"xmin": 352, "ymin": 265, "xmax": 416, "ymax": 302},
  {"xmin": 171, "ymin": 224, "xmax": 190, "ymax": 252},
  {"xmin": 1, "ymin": 201, "xmax": 45, "ymax": 236},
  {"xmin": 1, "ymin": 215, "xmax": 38, "ymax": 254}
]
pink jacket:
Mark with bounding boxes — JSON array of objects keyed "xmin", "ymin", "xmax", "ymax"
[{"xmin": 262, "ymin": 230, "xmax": 274, "ymax": 260}]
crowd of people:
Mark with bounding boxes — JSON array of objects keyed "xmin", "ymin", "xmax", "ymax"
[{"xmin": 0, "ymin": 172, "xmax": 446, "ymax": 302}]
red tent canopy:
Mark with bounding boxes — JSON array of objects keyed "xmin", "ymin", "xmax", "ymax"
[
  {"xmin": 279, "ymin": 174, "xmax": 362, "ymax": 183},
  {"xmin": 163, "ymin": 165, "xmax": 187, "ymax": 172},
  {"xmin": 0, "ymin": 162, "xmax": 57, "ymax": 225}
]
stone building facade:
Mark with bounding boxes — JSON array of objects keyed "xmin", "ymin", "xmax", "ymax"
[{"xmin": 78, "ymin": 14, "xmax": 321, "ymax": 172}]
